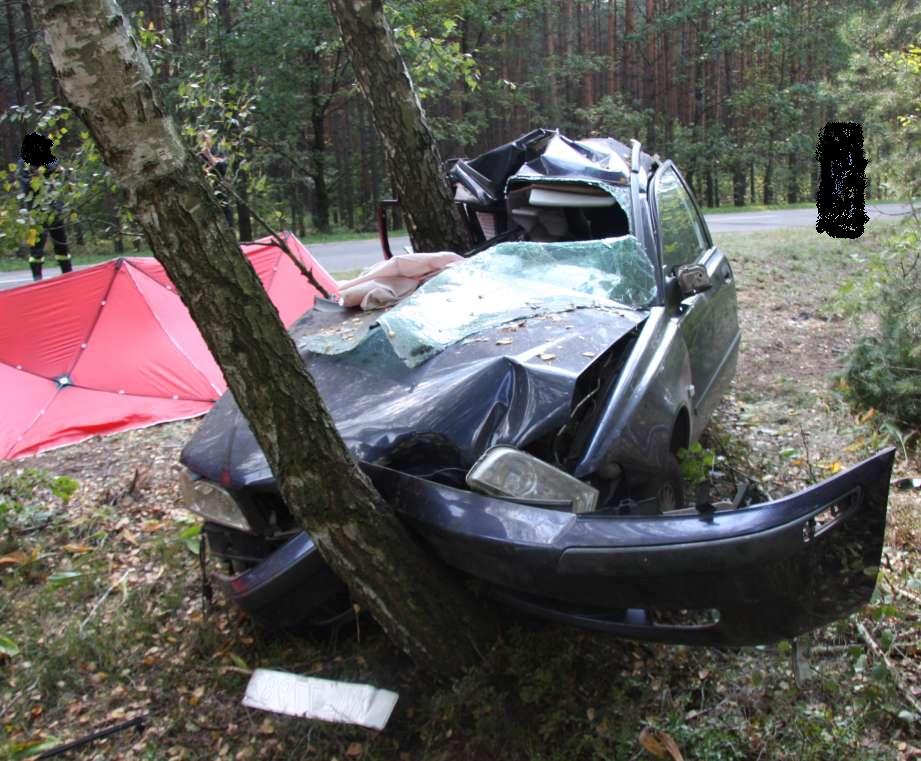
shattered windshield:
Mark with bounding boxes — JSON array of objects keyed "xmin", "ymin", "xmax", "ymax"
[{"xmin": 302, "ymin": 235, "xmax": 656, "ymax": 368}]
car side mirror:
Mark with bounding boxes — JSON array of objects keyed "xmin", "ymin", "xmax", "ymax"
[{"xmin": 675, "ymin": 263, "xmax": 712, "ymax": 298}]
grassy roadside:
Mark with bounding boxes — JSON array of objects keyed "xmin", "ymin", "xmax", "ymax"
[
  {"xmin": 0, "ymin": 229, "xmax": 387, "ymax": 272},
  {"xmin": 1, "ymin": 221, "xmax": 919, "ymax": 760},
  {"xmin": 699, "ymin": 196, "xmax": 915, "ymax": 215},
  {"xmin": 7, "ymin": 196, "xmax": 914, "ymax": 273}
]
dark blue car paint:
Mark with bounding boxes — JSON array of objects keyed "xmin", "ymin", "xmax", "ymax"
[
  {"xmin": 219, "ymin": 448, "xmax": 893, "ymax": 645},
  {"xmin": 185, "ymin": 302, "xmax": 650, "ymax": 489},
  {"xmin": 180, "ymin": 131, "xmax": 892, "ymax": 644}
]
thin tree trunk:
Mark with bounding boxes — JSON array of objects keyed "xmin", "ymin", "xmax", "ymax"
[
  {"xmin": 38, "ymin": 0, "xmax": 495, "ymax": 679},
  {"xmin": 787, "ymin": 150, "xmax": 799, "ymax": 203},
  {"xmin": 763, "ymin": 161, "xmax": 773, "ymax": 205},
  {"xmin": 328, "ymin": 0, "xmax": 472, "ymax": 253},
  {"xmin": 358, "ymin": 104, "xmax": 374, "ymax": 228},
  {"xmin": 21, "ymin": 0, "xmax": 44, "ymax": 102},
  {"xmin": 579, "ymin": 1, "xmax": 592, "ymax": 110},
  {"xmin": 606, "ymin": 0, "xmax": 616, "ymax": 96},
  {"xmin": 544, "ymin": 2, "xmax": 558, "ymax": 120},
  {"xmin": 623, "ymin": 0, "xmax": 634, "ymax": 102},
  {"xmin": 235, "ymin": 160, "xmax": 253, "ymax": 241},
  {"xmin": 6, "ymin": 0, "xmax": 26, "ymax": 105},
  {"xmin": 309, "ymin": 112, "xmax": 331, "ymax": 233},
  {"xmin": 168, "ymin": 0, "xmax": 183, "ymax": 47},
  {"xmin": 336, "ymin": 109, "xmax": 355, "ymax": 230}
]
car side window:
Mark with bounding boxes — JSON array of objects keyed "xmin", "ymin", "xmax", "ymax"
[{"xmin": 655, "ymin": 166, "xmax": 707, "ymax": 272}]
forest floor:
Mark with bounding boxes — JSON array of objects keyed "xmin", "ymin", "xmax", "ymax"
[{"xmin": 1, "ymin": 220, "xmax": 920, "ymax": 761}]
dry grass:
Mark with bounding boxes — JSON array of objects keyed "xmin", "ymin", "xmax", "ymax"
[{"xmin": 1, "ymin": 221, "xmax": 919, "ymax": 760}]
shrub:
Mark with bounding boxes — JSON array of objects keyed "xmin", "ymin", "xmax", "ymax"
[{"xmin": 838, "ymin": 220, "xmax": 921, "ymax": 430}]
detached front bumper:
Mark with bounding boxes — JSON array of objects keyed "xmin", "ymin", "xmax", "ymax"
[
  {"xmin": 208, "ymin": 529, "xmax": 342, "ymax": 629},
  {"xmin": 365, "ymin": 448, "xmax": 895, "ymax": 645}
]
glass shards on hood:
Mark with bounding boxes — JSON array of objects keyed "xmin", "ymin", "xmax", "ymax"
[{"xmin": 300, "ymin": 235, "xmax": 656, "ymax": 368}]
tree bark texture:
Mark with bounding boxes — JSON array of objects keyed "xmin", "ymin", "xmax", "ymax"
[
  {"xmin": 37, "ymin": 0, "xmax": 495, "ymax": 678},
  {"xmin": 21, "ymin": 0, "xmax": 45, "ymax": 102},
  {"xmin": 6, "ymin": 0, "xmax": 26, "ymax": 105},
  {"xmin": 327, "ymin": 0, "xmax": 472, "ymax": 254}
]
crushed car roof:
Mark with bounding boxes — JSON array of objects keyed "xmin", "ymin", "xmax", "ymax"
[{"xmin": 447, "ymin": 128, "xmax": 656, "ymax": 207}]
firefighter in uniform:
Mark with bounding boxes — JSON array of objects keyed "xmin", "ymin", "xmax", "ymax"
[{"xmin": 17, "ymin": 134, "xmax": 72, "ymax": 282}]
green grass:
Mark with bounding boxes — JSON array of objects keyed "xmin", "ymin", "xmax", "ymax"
[
  {"xmin": 0, "ymin": 228, "xmax": 392, "ymax": 273},
  {"xmin": 0, "ymin": 251, "xmax": 120, "ymax": 272},
  {"xmin": 700, "ymin": 196, "xmax": 916, "ymax": 215},
  {"xmin": 2, "ymin": 223, "xmax": 919, "ymax": 760}
]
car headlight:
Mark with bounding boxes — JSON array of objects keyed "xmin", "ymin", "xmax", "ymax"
[
  {"xmin": 179, "ymin": 468, "xmax": 252, "ymax": 532},
  {"xmin": 466, "ymin": 446, "xmax": 599, "ymax": 514}
]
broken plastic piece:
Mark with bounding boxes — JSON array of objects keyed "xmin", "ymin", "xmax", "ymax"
[
  {"xmin": 893, "ymin": 477, "xmax": 921, "ymax": 491},
  {"xmin": 242, "ymin": 669, "xmax": 399, "ymax": 730}
]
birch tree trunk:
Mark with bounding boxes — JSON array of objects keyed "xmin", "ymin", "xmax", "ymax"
[
  {"xmin": 36, "ymin": 0, "xmax": 495, "ymax": 679},
  {"xmin": 327, "ymin": 0, "xmax": 472, "ymax": 254}
]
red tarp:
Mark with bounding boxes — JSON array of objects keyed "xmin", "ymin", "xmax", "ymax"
[{"xmin": 0, "ymin": 232, "xmax": 339, "ymax": 460}]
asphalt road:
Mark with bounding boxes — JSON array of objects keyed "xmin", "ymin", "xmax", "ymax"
[{"xmin": 0, "ymin": 202, "xmax": 911, "ymax": 290}]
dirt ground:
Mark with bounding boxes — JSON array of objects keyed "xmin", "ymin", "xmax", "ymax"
[{"xmin": 1, "ymin": 222, "xmax": 919, "ymax": 760}]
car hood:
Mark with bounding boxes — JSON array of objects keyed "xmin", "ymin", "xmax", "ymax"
[{"xmin": 181, "ymin": 299, "xmax": 645, "ymax": 489}]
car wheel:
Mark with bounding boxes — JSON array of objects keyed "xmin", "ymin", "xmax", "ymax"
[
  {"xmin": 305, "ymin": 591, "xmax": 356, "ymax": 629},
  {"xmin": 655, "ymin": 453, "xmax": 685, "ymax": 512}
]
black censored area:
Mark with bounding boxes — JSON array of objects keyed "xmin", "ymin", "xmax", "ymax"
[{"xmin": 815, "ymin": 122, "xmax": 868, "ymax": 239}]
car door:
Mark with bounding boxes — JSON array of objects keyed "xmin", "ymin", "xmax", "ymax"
[{"xmin": 650, "ymin": 163, "xmax": 739, "ymax": 425}]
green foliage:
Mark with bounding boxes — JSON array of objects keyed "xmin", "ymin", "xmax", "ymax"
[
  {"xmin": 839, "ymin": 223, "xmax": 921, "ymax": 429},
  {"xmin": 178, "ymin": 522, "xmax": 202, "ymax": 554},
  {"xmin": 0, "ymin": 469, "xmax": 79, "ymax": 539},
  {"xmin": 836, "ymin": 5, "xmax": 921, "ymax": 201},
  {"xmin": 831, "ymin": 7, "xmax": 921, "ymax": 434},
  {"xmin": 833, "ymin": 215, "xmax": 921, "ymax": 429},
  {"xmin": 391, "ymin": 14, "xmax": 479, "ymax": 103},
  {"xmin": 677, "ymin": 441, "xmax": 716, "ymax": 486},
  {"xmin": 0, "ymin": 102, "xmax": 113, "ymax": 256},
  {"xmin": 576, "ymin": 94, "xmax": 652, "ymax": 144},
  {"xmin": 0, "ymin": 634, "xmax": 19, "ymax": 657}
]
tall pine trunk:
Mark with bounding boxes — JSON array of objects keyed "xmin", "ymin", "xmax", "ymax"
[
  {"xmin": 37, "ymin": 0, "xmax": 495, "ymax": 679},
  {"xmin": 310, "ymin": 111, "xmax": 331, "ymax": 234},
  {"xmin": 21, "ymin": 0, "xmax": 44, "ymax": 102},
  {"xmin": 6, "ymin": 0, "xmax": 26, "ymax": 105}
]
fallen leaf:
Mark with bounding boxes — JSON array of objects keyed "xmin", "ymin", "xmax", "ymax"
[
  {"xmin": 47, "ymin": 570, "xmax": 84, "ymax": 588},
  {"xmin": 62, "ymin": 544, "xmax": 93, "ymax": 555},
  {"xmin": 539, "ymin": 353, "xmax": 556, "ymax": 361},
  {"xmin": 0, "ymin": 552, "xmax": 28, "ymax": 566},
  {"xmin": 639, "ymin": 727, "xmax": 684, "ymax": 761},
  {"xmin": 189, "ymin": 685, "xmax": 205, "ymax": 706},
  {"xmin": 0, "ymin": 635, "xmax": 20, "ymax": 657},
  {"xmin": 346, "ymin": 742, "xmax": 363, "ymax": 757}
]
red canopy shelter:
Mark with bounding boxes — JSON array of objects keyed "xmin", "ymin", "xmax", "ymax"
[{"xmin": 0, "ymin": 232, "xmax": 339, "ymax": 460}]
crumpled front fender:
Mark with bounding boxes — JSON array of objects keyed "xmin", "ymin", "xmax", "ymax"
[{"xmin": 365, "ymin": 448, "xmax": 895, "ymax": 645}]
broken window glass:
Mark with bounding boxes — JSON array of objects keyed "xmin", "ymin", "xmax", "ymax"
[{"xmin": 301, "ymin": 235, "xmax": 656, "ymax": 368}]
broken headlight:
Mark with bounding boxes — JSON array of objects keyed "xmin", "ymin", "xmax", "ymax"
[
  {"xmin": 179, "ymin": 468, "xmax": 252, "ymax": 532},
  {"xmin": 466, "ymin": 446, "xmax": 599, "ymax": 514}
]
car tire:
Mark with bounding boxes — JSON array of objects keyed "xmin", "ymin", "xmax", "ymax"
[{"xmin": 655, "ymin": 453, "xmax": 685, "ymax": 512}]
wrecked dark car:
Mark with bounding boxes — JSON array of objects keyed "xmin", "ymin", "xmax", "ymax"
[{"xmin": 180, "ymin": 130, "xmax": 894, "ymax": 645}]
